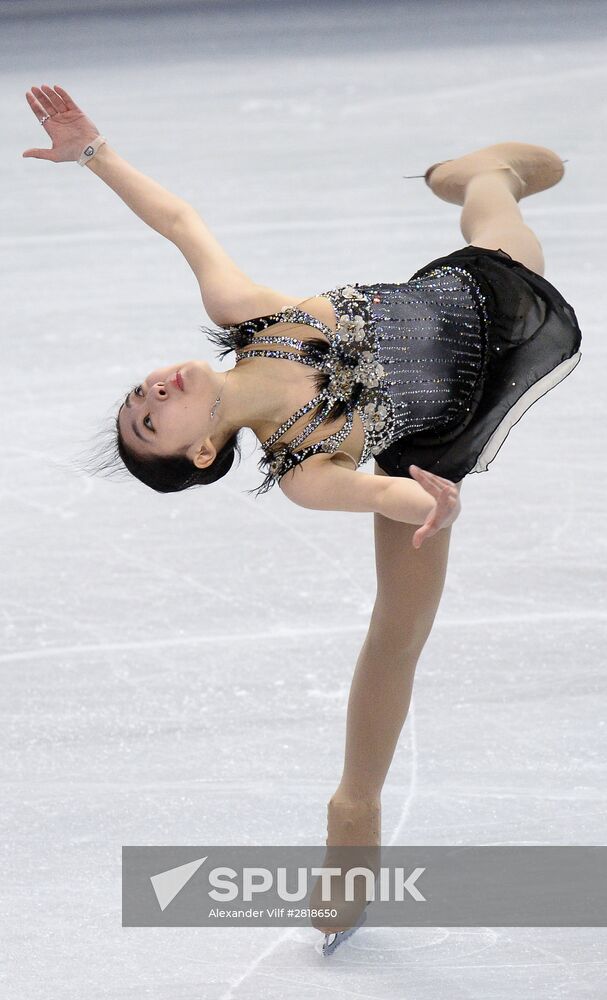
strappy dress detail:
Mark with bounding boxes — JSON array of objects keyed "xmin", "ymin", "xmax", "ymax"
[{"xmin": 229, "ymin": 299, "xmax": 390, "ymax": 493}]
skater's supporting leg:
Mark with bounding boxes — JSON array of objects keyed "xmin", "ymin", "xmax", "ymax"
[
  {"xmin": 460, "ymin": 168, "xmax": 546, "ymax": 276},
  {"xmin": 314, "ymin": 466, "xmax": 457, "ymax": 935},
  {"xmin": 330, "ymin": 464, "xmax": 458, "ymax": 822}
]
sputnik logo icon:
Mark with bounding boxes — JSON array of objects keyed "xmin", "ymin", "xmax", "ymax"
[{"xmin": 150, "ymin": 856, "xmax": 208, "ymax": 911}]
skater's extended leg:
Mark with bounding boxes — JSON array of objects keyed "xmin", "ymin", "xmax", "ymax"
[
  {"xmin": 332, "ymin": 464, "xmax": 457, "ymax": 813},
  {"xmin": 460, "ymin": 168, "xmax": 545, "ymax": 276}
]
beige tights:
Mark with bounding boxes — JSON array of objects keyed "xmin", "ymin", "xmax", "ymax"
[
  {"xmin": 460, "ymin": 168, "xmax": 546, "ymax": 276},
  {"xmin": 327, "ymin": 487, "xmax": 455, "ymax": 848},
  {"xmin": 314, "ymin": 487, "xmax": 456, "ymax": 931}
]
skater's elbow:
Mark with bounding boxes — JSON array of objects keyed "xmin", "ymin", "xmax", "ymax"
[{"xmin": 279, "ymin": 457, "xmax": 389, "ymax": 514}]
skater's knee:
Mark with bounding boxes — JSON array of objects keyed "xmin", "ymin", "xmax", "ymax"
[
  {"xmin": 366, "ymin": 603, "xmax": 432, "ymax": 662},
  {"xmin": 468, "ymin": 223, "xmax": 545, "ymax": 276}
]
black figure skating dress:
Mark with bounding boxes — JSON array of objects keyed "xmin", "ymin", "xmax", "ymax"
[{"xmin": 207, "ymin": 246, "xmax": 582, "ymax": 495}]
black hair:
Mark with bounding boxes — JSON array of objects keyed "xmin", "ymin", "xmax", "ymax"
[
  {"xmin": 115, "ymin": 421, "xmax": 243, "ymax": 493},
  {"xmin": 82, "ymin": 395, "xmax": 243, "ymax": 494}
]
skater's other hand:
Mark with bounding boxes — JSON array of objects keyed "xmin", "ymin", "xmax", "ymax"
[
  {"xmin": 22, "ymin": 84, "xmax": 101, "ymax": 163},
  {"xmin": 409, "ymin": 465, "xmax": 461, "ymax": 549}
]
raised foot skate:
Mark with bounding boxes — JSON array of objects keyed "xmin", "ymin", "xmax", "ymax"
[{"xmin": 405, "ymin": 141, "xmax": 567, "ymax": 206}]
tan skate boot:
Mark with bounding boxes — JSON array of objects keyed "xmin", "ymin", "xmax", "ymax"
[
  {"xmin": 422, "ymin": 141, "xmax": 566, "ymax": 206},
  {"xmin": 311, "ymin": 796, "xmax": 381, "ymax": 945}
]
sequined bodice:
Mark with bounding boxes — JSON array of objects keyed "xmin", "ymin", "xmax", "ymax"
[{"xmin": 207, "ymin": 266, "xmax": 489, "ymax": 495}]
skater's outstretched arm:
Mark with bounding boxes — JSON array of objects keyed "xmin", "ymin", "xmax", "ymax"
[{"xmin": 22, "ymin": 83, "xmax": 300, "ymax": 326}]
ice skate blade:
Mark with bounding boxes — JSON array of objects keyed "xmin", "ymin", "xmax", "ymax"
[
  {"xmin": 322, "ymin": 908, "xmax": 367, "ymax": 957},
  {"xmin": 403, "ymin": 160, "xmax": 569, "ymax": 178}
]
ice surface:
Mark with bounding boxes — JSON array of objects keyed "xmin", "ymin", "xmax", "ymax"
[{"xmin": 2, "ymin": 1, "xmax": 606, "ymax": 997}]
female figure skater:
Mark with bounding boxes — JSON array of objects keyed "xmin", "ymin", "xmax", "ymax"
[{"xmin": 23, "ymin": 85, "xmax": 582, "ymax": 952}]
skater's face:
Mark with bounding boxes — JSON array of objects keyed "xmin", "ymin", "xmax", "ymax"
[{"xmin": 117, "ymin": 360, "xmax": 219, "ymax": 465}]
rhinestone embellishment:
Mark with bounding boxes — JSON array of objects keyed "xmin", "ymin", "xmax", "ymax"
[
  {"xmin": 355, "ymin": 351, "xmax": 385, "ymax": 388},
  {"xmin": 335, "ymin": 313, "xmax": 366, "ymax": 344},
  {"xmin": 341, "ymin": 284, "xmax": 367, "ymax": 301},
  {"xmin": 268, "ymin": 452, "xmax": 287, "ymax": 477},
  {"xmin": 363, "ymin": 399, "xmax": 389, "ymax": 432}
]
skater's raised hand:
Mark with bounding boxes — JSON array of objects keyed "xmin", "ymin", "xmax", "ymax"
[
  {"xmin": 22, "ymin": 84, "xmax": 101, "ymax": 163},
  {"xmin": 409, "ymin": 465, "xmax": 461, "ymax": 549}
]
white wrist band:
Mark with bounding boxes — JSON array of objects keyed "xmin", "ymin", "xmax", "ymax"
[{"xmin": 78, "ymin": 135, "xmax": 108, "ymax": 167}]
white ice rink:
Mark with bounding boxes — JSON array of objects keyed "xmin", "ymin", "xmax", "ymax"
[{"xmin": 2, "ymin": 0, "xmax": 606, "ymax": 996}]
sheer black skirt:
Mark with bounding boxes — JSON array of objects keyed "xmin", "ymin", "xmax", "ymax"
[{"xmin": 374, "ymin": 245, "xmax": 583, "ymax": 482}]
